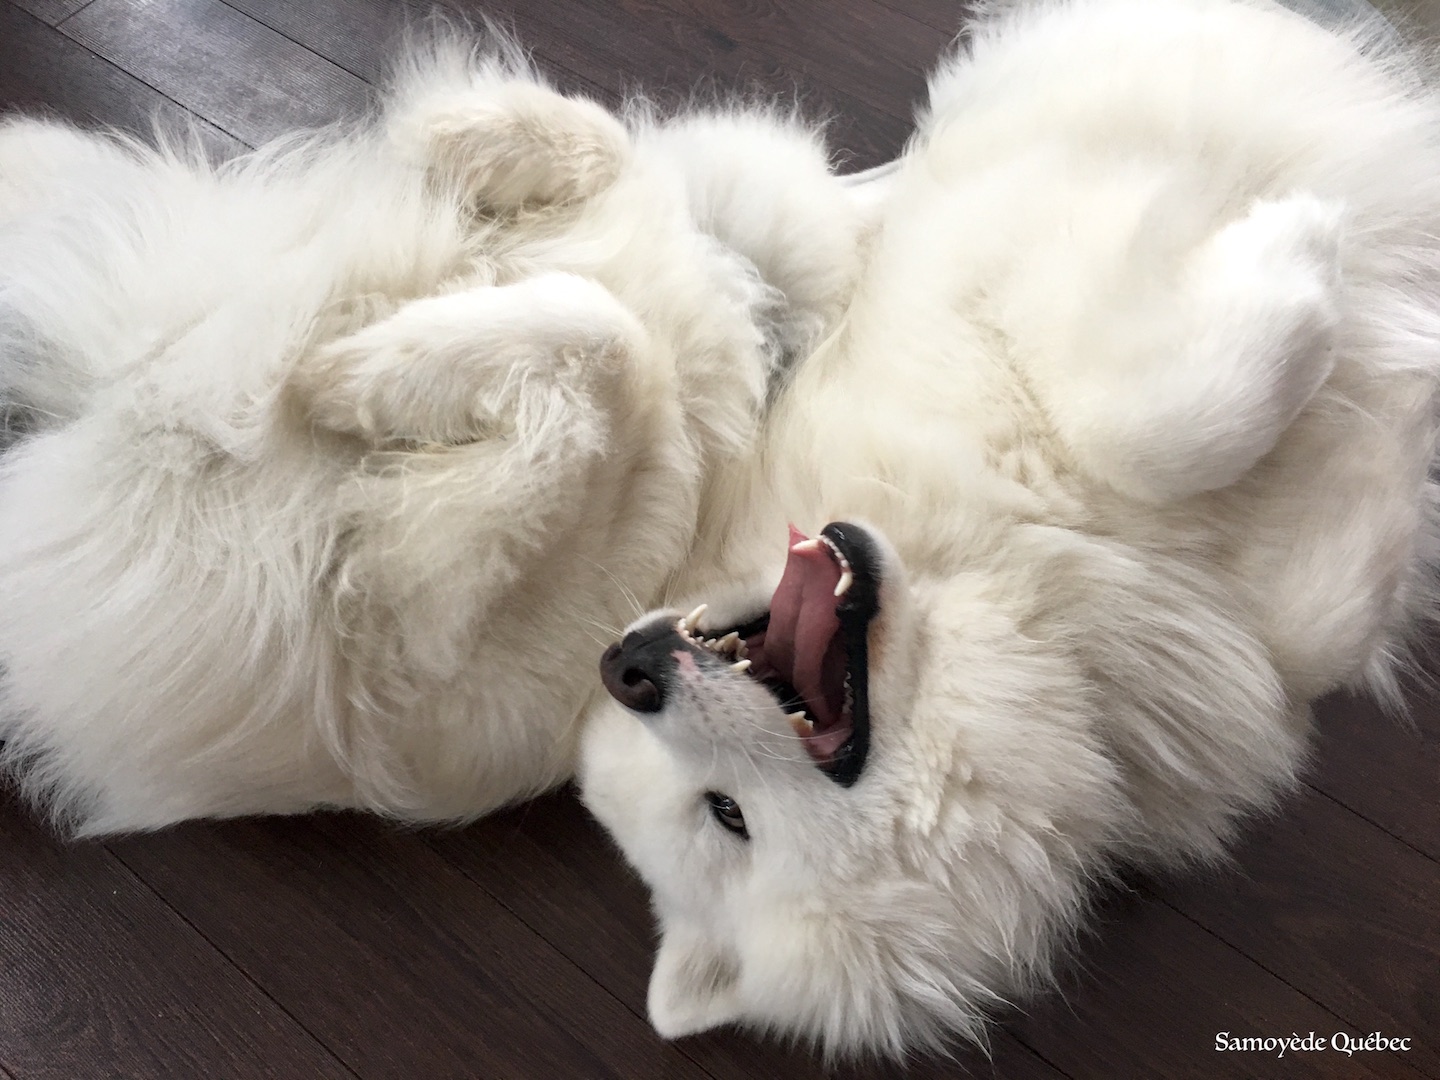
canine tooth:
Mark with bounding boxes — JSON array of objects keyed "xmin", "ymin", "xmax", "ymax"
[
  {"xmin": 819, "ymin": 535, "xmax": 851, "ymax": 570},
  {"xmin": 790, "ymin": 538, "xmax": 823, "ymax": 554},
  {"xmin": 786, "ymin": 712, "xmax": 815, "ymax": 738},
  {"xmin": 730, "ymin": 659, "xmax": 752, "ymax": 673},
  {"xmin": 683, "ymin": 604, "xmax": 708, "ymax": 631},
  {"xmin": 834, "ymin": 569, "xmax": 854, "ymax": 597}
]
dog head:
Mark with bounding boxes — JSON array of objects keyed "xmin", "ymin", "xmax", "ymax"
[{"xmin": 579, "ymin": 520, "xmax": 1123, "ymax": 1058}]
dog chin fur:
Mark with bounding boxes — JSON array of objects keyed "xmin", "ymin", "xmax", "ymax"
[
  {"xmin": 0, "ymin": 31, "xmax": 867, "ymax": 833},
  {"xmin": 579, "ymin": 0, "xmax": 1440, "ymax": 1060}
]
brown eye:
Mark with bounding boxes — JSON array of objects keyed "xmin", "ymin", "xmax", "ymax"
[{"xmin": 705, "ymin": 791, "xmax": 749, "ymax": 840}]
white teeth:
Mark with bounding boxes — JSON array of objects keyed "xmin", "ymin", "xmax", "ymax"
[
  {"xmin": 673, "ymin": 606, "xmax": 755, "ymax": 669},
  {"xmin": 677, "ymin": 603, "xmax": 708, "ymax": 634},
  {"xmin": 818, "ymin": 534, "xmax": 852, "ymax": 571},
  {"xmin": 797, "ymin": 533, "xmax": 854, "ymax": 593},
  {"xmin": 786, "ymin": 711, "xmax": 815, "ymax": 738}
]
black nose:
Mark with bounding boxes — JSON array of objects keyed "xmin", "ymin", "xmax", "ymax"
[{"xmin": 599, "ymin": 626, "xmax": 677, "ymax": 713}]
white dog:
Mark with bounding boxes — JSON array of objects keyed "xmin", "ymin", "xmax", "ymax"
[
  {"xmin": 579, "ymin": 0, "xmax": 1440, "ymax": 1059},
  {"xmin": 0, "ymin": 34, "xmax": 867, "ymax": 833}
]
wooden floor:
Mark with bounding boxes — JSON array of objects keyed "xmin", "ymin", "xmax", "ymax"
[{"xmin": 1, "ymin": 1, "xmax": 1437, "ymax": 1077}]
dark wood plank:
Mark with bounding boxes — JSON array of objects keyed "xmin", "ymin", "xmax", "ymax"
[
  {"xmin": 58, "ymin": 0, "xmax": 371, "ymax": 145},
  {"xmin": 427, "ymin": 790, "xmax": 1065, "ymax": 1080},
  {"xmin": 0, "ymin": 3, "xmax": 242, "ymax": 158},
  {"xmin": 1308, "ymin": 683, "xmax": 1440, "ymax": 861},
  {"xmin": 572, "ymin": 2, "xmax": 919, "ymax": 170},
  {"xmin": 454, "ymin": 0, "xmax": 658, "ymax": 103},
  {"xmin": 871, "ymin": 0, "xmax": 970, "ymax": 34},
  {"xmin": 1008, "ymin": 888, "xmax": 1434, "ymax": 1080},
  {"xmin": 106, "ymin": 814, "xmax": 714, "ymax": 1080},
  {"xmin": 230, "ymin": 0, "xmax": 921, "ymax": 169},
  {"xmin": 9, "ymin": 0, "xmax": 88, "ymax": 26},
  {"xmin": 1149, "ymin": 788, "xmax": 1440, "ymax": 1076},
  {"xmin": 226, "ymin": 0, "xmax": 633, "ymax": 101},
  {"xmin": 548, "ymin": 0, "xmax": 933, "ymax": 166},
  {"xmin": 4, "ymin": 1, "xmax": 1437, "ymax": 1077},
  {"xmin": 0, "ymin": 794, "xmax": 355, "ymax": 1080},
  {"xmin": 220, "ymin": 0, "xmax": 418, "ymax": 85},
  {"xmin": 606, "ymin": 0, "xmax": 937, "ymax": 124}
]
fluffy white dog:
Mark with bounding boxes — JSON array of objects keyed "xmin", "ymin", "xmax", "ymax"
[
  {"xmin": 0, "ymin": 35, "xmax": 867, "ymax": 833},
  {"xmin": 579, "ymin": 0, "xmax": 1440, "ymax": 1059},
  {"xmin": 4, "ymin": 0, "xmax": 1438, "ymax": 1061}
]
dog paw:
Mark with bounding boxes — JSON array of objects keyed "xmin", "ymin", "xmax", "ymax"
[
  {"xmin": 1107, "ymin": 194, "xmax": 1346, "ymax": 502},
  {"xmin": 1220, "ymin": 193, "xmax": 1341, "ymax": 269},
  {"xmin": 1199, "ymin": 194, "xmax": 1343, "ymax": 428},
  {"xmin": 1204, "ymin": 194, "xmax": 1343, "ymax": 337},
  {"xmin": 393, "ymin": 83, "xmax": 630, "ymax": 210},
  {"xmin": 301, "ymin": 273, "xmax": 644, "ymax": 445}
]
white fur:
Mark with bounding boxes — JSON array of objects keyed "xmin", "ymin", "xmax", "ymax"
[
  {"xmin": 5, "ymin": 0, "xmax": 1437, "ymax": 1060},
  {"xmin": 579, "ymin": 0, "xmax": 1440, "ymax": 1060},
  {"xmin": 0, "ymin": 33, "xmax": 866, "ymax": 833}
]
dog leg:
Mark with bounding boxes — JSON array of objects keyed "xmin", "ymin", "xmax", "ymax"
[
  {"xmin": 298, "ymin": 267, "xmax": 678, "ymax": 656},
  {"xmin": 646, "ymin": 113, "xmax": 865, "ymax": 353},
  {"xmin": 303, "ymin": 271, "xmax": 686, "ymax": 767},
  {"xmin": 388, "ymin": 79, "xmax": 629, "ymax": 211},
  {"xmin": 1038, "ymin": 193, "xmax": 1344, "ymax": 503},
  {"xmin": 296, "ymin": 272, "xmax": 647, "ymax": 446}
]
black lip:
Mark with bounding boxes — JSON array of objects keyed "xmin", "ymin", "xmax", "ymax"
[
  {"xmin": 599, "ymin": 522, "xmax": 883, "ymax": 786},
  {"xmin": 695, "ymin": 522, "xmax": 882, "ymax": 786},
  {"xmin": 816, "ymin": 521, "xmax": 881, "ymax": 787}
]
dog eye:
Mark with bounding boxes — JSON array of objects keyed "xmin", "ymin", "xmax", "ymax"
[{"xmin": 705, "ymin": 791, "xmax": 749, "ymax": 840}]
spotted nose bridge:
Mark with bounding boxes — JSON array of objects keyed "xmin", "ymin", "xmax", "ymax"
[{"xmin": 599, "ymin": 619, "xmax": 683, "ymax": 713}]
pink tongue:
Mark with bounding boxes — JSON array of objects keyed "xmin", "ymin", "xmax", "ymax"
[{"xmin": 749, "ymin": 525, "xmax": 845, "ymax": 731}]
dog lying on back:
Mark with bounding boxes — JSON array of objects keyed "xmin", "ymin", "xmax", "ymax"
[
  {"xmin": 0, "ymin": 35, "xmax": 867, "ymax": 833},
  {"xmin": 4, "ymin": 0, "xmax": 1438, "ymax": 1061},
  {"xmin": 579, "ymin": 0, "xmax": 1440, "ymax": 1058}
]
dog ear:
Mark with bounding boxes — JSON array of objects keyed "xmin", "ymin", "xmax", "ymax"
[{"xmin": 647, "ymin": 923, "xmax": 743, "ymax": 1038}]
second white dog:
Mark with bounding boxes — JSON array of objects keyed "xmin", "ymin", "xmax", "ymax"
[
  {"xmin": 580, "ymin": 0, "xmax": 1440, "ymax": 1058},
  {"xmin": 3, "ymin": 0, "xmax": 1436, "ymax": 1060}
]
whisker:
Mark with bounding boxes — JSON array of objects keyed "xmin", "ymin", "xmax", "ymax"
[
  {"xmin": 572, "ymin": 611, "xmax": 624, "ymax": 642},
  {"xmin": 577, "ymin": 555, "xmax": 647, "ymax": 620}
]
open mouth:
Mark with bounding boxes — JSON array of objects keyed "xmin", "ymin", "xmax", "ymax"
[{"xmin": 676, "ymin": 522, "xmax": 881, "ymax": 786}]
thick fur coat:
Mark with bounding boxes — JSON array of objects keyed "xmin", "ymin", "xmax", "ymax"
[
  {"xmin": 578, "ymin": 0, "xmax": 1440, "ymax": 1059},
  {"xmin": 0, "ymin": 37, "xmax": 864, "ymax": 832},
  {"xmin": 3, "ymin": 0, "xmax": 1438, "ymax": 1062}
]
